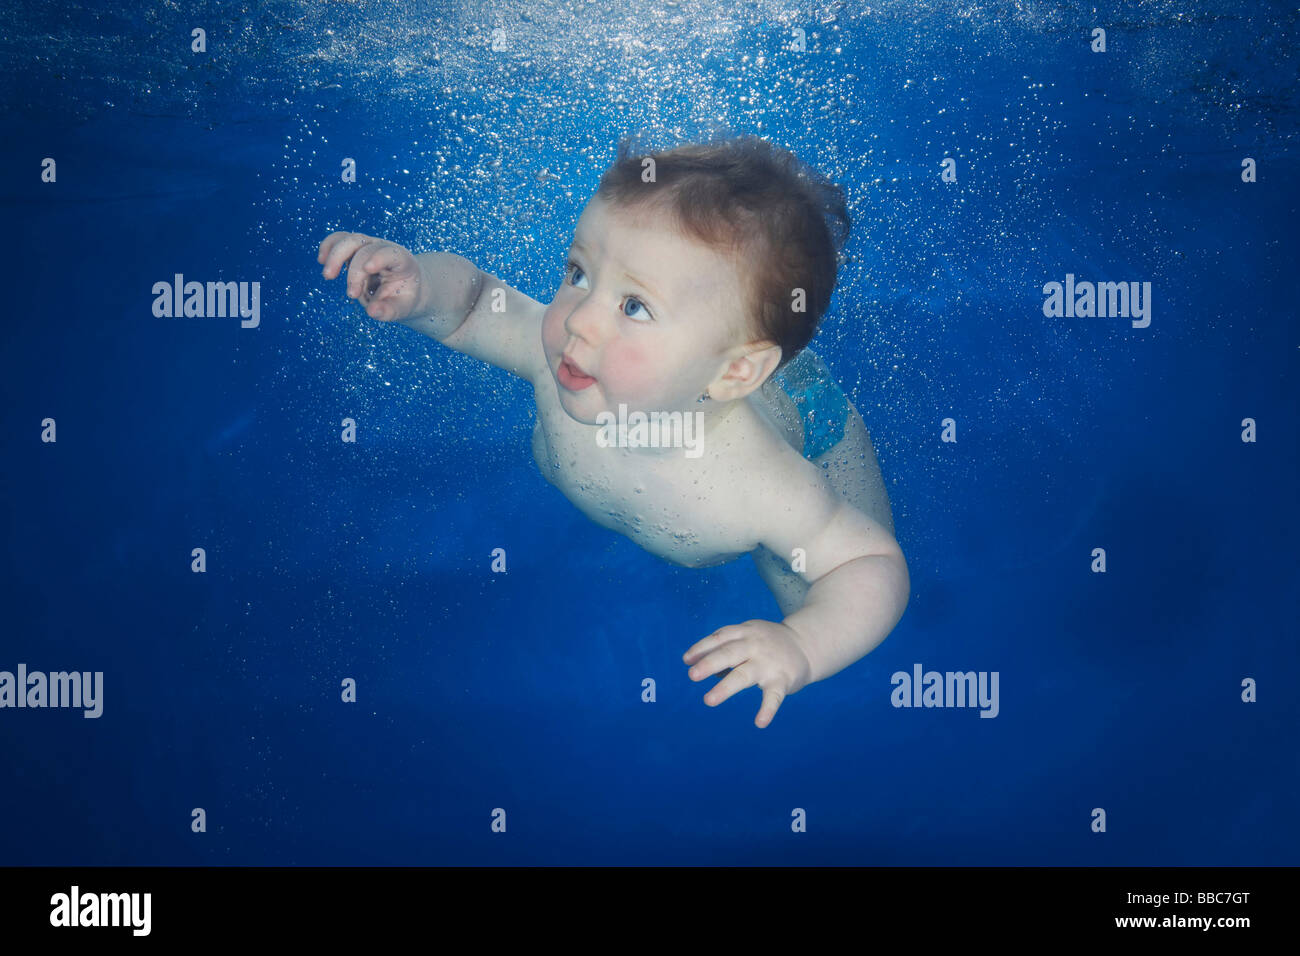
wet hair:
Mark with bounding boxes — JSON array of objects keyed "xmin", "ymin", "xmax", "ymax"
[{"xmin": 594, "ymin": 133, "xmax": 850, "ymax": 369}]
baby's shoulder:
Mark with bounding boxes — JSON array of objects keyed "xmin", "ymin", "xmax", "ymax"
[{"xmin": 711, "ymin": 402, "xmax": 822, "ymax": 495}]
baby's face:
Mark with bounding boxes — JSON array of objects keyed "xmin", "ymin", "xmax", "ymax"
[{"xmin": 542, "ymin": 195, "xmax": 750, "ymax": 424}]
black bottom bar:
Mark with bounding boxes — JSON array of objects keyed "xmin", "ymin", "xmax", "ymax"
[{"xmin": 1, "ymin": 866, "xmax": 1286, "ymax": 941}]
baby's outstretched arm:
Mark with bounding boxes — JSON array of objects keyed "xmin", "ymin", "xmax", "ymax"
[
  {"xmin": 317, "ymin": 231, "xmax": 546, "ymax": 380},
  {"xmin": 683, "ymin": 469, "xmax": 909, "ymax": 728}
]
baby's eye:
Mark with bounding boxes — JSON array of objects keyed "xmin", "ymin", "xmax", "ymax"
[
  {"xmin": 622, "ymin": 297, "xmax": 652, "ymax": 322},
  {"xmin": 565, "ymin": 261, "xmax": 588, "ymax": 288},
  {"xmin": 565, "ymin": 260, "xmax": 653, "ymax": 321}
]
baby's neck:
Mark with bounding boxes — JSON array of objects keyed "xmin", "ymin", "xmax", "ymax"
[
  {"xmin": 698, "ymin": 396, "xmax": 747, "ymax": 441},
  {"xmin": 588, "ymin": 397, "xmax": 747, "ymax": 461}
]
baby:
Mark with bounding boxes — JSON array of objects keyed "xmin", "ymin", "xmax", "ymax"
[{"xmin": 317, "ymin": 135, "xmax": 909, "ymax": 728}]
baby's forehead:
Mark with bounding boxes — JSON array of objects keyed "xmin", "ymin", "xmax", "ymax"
[
  {"xmin": 638, "ymin": 236, "xmax": 740, "ymax": 301},
  {"xmin": 575, "ymin": 197, "xmax": 750, "ymax": 308},
  {"xmin": 587, "ymin": 202, "xmax": 738, "ymax": 263}
]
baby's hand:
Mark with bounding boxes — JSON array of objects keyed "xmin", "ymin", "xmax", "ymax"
[
  {"xmin": 317, "ymin": 231, "xmax": 424, "ymax": 322},
  {"xmin": 683, "ymin": 620, "xmax": 812, "ymax": 728}
]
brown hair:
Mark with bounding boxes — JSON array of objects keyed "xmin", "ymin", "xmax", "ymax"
[{"xmin": 594, "ymin": 133, "xmax": 850, "ymax": 369}]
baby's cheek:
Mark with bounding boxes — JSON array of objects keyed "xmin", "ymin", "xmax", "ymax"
[
  {"xmin": 604, "ymin": 346, "xmax": 663, "ymax": 404},
  {"xmin": 540, "ymin": 307, "xmax": 566, "ymax": 353}
]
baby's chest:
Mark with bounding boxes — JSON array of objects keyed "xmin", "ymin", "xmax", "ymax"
[{"xmin": 529, "ymin": 415, "xmax": 753, "ymax": 567}]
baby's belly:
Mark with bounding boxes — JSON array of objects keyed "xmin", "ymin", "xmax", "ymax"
[{"xmin": 530, "ymin": 420, "xmax": 748, "ymax": 569}]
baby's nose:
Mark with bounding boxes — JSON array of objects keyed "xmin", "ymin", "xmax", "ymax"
[{"xmin": 563, "ymin": 299, "xmax": 606, "ymax": 341}]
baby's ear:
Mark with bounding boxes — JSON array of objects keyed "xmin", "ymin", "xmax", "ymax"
[
  {"xmin": 715, "ymin": 341, "xmax": 782, "ymax": 400},
  {"xmin": 743, "ymin": 341, "xmax": 783, "ymax": 386}
]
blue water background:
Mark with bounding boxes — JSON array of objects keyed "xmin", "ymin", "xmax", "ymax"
[{"xmin": 1, "ymin": 0, "xmax": 1297, "ymax": 864}]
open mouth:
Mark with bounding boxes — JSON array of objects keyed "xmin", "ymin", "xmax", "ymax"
[{"xmin": 557, "ymin": 354, "xmax": 597, "ymax": 391}]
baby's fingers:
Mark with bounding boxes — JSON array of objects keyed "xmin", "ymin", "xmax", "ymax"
[
  {"xmin": 319, "ymin": 232, "xmax": 374, "ymax": 281},
  {"xmin": 362, "ymin": 275, "xmax": 413, "ymax": 322},
  {"xmin": 316, "ymin": 231, "xmax": 354, "ymax": 265},
  {"xmin": 754, "ymin": 687, "xmax": 786, "ymax": 729},
  {"xmin": 344, "ymin": 241, "xmax": 394, "ymax": 298},
  {"xmin": 700, "ymin": 664, "xmax": 756, "ymax": 708},
  {"xmin": 687, "ymin": 640, "xmax": 749, "ymax": 682},
  {"xmin": 682, "ymin": 623, "xmax": 747, "ymax": 665},
  {"xmin": 346, "ymin": 243, "xmax": 409, "ymax": 299}
]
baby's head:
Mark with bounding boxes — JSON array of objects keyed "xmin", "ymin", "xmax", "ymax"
[{"xmin": 542, "ymin": 134, "xmax": 850, "ymax": 423}]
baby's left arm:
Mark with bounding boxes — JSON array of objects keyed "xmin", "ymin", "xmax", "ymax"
[{"xmin": 683, "ymin": 469, "xmax": 910, "ymax": 727}]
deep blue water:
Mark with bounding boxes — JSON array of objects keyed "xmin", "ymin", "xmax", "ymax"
[{"xmin": 1, "ymin": 1, "xmax": 1297, "ymax": 865}]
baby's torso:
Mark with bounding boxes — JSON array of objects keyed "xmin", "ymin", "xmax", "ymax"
[{"xmin": 529, "ymin": 374, "xmax": 807, "ymax": 568}]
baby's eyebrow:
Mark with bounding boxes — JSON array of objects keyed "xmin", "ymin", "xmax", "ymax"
[
  {"xmin": 568, "ymin": 238, "xmax": 669, "ymax": 304},
  {"xmin": 622, "ymin": 270, "xmax": 665, "ymax": 303}
]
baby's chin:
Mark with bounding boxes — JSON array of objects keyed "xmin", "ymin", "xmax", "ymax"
[
  {"xmin": 559, "ymin": 395, "xmax": 700, "ymax": 427},
  {"xmin": 553, "ymin": 387, "xmax": 609, "ymax": 426}
]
